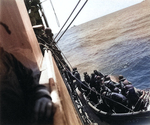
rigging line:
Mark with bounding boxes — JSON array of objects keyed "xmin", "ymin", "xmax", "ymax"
[
  {"xmin": 37, "ymin": 36, "xmax": 54, "ymax": 48},
  {"xmin": 39, "ymin": 43, "xmax": 50, "ymax": 50},
  {"xmin": 38, "ymin": 2, "xmax": 49, "ymax": 27},
  {"xmin": 37, "ymin": 35, "xmax": 73, "ymax": 69},
  {"xmin": 39, "ymin": 37, "xmax": 149, "ymax": 112},
  {"xmin": 40, "ymin": 0, "xmax": 47, "ymax": 3},
  {"xmin": 49, "ymin": 0, "xmax": 60, "ymax": 27},
  {"xmin": 54, "ymin": 0, "xmax": 81, "ymax": 40},
  {"xmin": 55, "ymin": 44, "xmax": 73, "ymax": 69},
  {"xmin": 37, "ymin": 36, "xmax": 51, "ymax": 46},
  {"xmin": 65, "ymin": 67, "xmax": 133, "ymax": 112},
  {"xmin": 51, "ymin": 51, "xmax": 133, "ymax": 112},
  {"xmin": 42, "ymin": 43, "xmax": 133, "ymax": 112},
  {"xmin": 70, "ymin": 72, "xmax": 133, "ymax": 112},
  {"xmin": 37, "ymin": 36, "xmax": 47, "ymax": 43},
  {"xmin": 46, "ymin": 44, "xmax": 74, "ymax": 71},
  {"xmin": 50, "ymin": 46, "xmax": 73, "ymax": 70},
  {"xmin": 37, "ymin": 35, "xmax": 57, "ymax": 49},
  {"xmin": 56, "ymin": 0, "xmax": 88, "ymax": 43}
]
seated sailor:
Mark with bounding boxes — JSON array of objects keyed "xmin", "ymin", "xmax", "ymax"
[
  {"xmin": 83, "ymin": 72, "xmax": 91, "ymax": 84},
  {"xmin": 90, "ymin": 72, "xmax": 103, "ymax": 90},
  {"xmin": 81, "ymin": 81, "xmax": 90, "ymax": 96},
  {"xmin": 93, "ymin": 70, "xmax": 104, "ymax": 77},
  {"xmin": 119, "ymin": 75, "xmax": 132, "ymax": 85},
  {"xmin": 104, "ymin": 77, "xmax": 120, "ymax": 93},
  {"xmin": 88, "ymin": 87, "xmax": 99, "ymax": 104},
  {"xmin": 72, "ymin": 68, "xmax": 82, "ymax": 92},
  {"xmin": 102, "ymin": 91, "xmax": 128, "ymax": 113},
  {"xmin": 122, "ymin": 84, "xmax": 143, "ymax": 109},
  {"xmin": 90, "ymin": 73, "xmax": 96, "ymax": 88}
]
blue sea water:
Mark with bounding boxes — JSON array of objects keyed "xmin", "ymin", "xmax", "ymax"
[
  {"xmin": 56, "ymin": 1, "xmax": 150, "ymax": 125},
  {"xmin": 103, "ymin": 38, "xmax": 150, "ymax": 90},
  {"xmin": 57, "ymin": 4, "xmax": 150, "ymax": 90}
]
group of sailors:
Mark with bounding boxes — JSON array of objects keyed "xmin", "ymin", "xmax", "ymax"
[
  {"xmin": 33, "ymin": 24, "xmax": 148, "ymax": 113},
  {"xmin": 69, "ymin": 68, "xmax": 145, "ymax": 113}
]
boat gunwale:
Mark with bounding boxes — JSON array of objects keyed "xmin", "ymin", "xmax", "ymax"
[{"xmin": 82, "ymin": 90, "xmax": 150, "ymax": 118}]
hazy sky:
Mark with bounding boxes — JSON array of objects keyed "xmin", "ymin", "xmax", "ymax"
[{"xmin": 41, "ymin": 0, "xmax": 143, "ymax": 33}]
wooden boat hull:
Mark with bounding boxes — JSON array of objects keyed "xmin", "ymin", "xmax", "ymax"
[{"xmin": 83, "ymin": 89, "xmax": 150, "ymax": 121}]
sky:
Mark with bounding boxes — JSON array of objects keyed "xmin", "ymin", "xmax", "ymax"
[{"xmin": 41, "ymin": 0, "xmax": 143, "ymax": 33}]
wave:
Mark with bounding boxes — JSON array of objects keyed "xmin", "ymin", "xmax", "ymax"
[{"xmin": 112, "ymin": 55, "xmax": 150, "ymax": 89}]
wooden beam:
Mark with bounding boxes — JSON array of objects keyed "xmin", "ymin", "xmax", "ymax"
[
  {"xmin": 0, "ymin": 0, "xmax": 82, "ymax": 124},
  {"xmin": 40, "ymin": 50, "xmax": 82, "ymax": 125},
  {"xmin": 0, "ymin": 0, "xmax": 43, "ymax": 72}
]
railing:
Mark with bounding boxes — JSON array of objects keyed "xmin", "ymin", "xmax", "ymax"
[{"xmin": 39, "ymin": 50, "xmax": 83, "ymax": 125}]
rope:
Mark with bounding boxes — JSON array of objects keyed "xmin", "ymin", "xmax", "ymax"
[
  {"xmin": 37, "ymin": 36, "xmax": 134, "ymax": 112},
  {"xmin": 55, "ymin": 44, "xmax": 73, "ymax": 69},
  {"xmin": 49, "ymin": 49, "xmax": 134, "ymax": 112},
  {"xmin": 56, "ymin": 0, "xmax": 88, "ymax": 43},
  {"xmin": 37, "ymin": 35, "xmax": 73, "ymax": 69},
  {"xmin": 39, "ymin": 43, "xmax": 51, "ymax": 50},
  {"xmin": 54, "ymin": 0, "xmax": 81, "ymax": 40},
  {"xmin": 37, "ymin": 36, "xmax": 51, "ymax": 46},
  {"xmin": 49, "ymin": 0, "xmax": 60, "ymax": 27}
]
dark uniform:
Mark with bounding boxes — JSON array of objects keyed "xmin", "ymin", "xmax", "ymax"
[
  {"xmin": 74, "ymin": 69, "xmax": 81, "ymax": 91},
  {"xmin": 83, "ymin": 72, "xmax": 91, "ymax": 84},
  {"xmin": 102, "ymin": 91, "xmax": 128, "ymax": 113},
  {"xmin": 90, "ymin": 73, "xmax": 96, "ymax": 88},
  {"xmin": 0, "ymin": 48, "xmax": 53, "ymax": 125},
  {"xmin": 93, "ymin": 70, "xmax": 103, "ymax": 77}
]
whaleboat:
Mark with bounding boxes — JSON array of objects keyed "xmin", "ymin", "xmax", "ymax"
[{"xmin": 81, "ymin": 76, "xmax": 150, "ymax": 122}]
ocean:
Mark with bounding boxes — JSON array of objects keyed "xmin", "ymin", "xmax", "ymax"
[{"xmin": 56, "ymin": 1, "xmax": 150, "ymax": 125}]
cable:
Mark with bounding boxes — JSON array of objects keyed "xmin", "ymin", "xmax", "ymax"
[
  {"xmin": 50, "ymin": 49, "xmax": 133, "ymax": 112},
  {"xmin": 55, "ymin": 44, "xmax": 73, "ymax": 69},
  {"xmin": 39, "ymin": 38, "xmax": 73, "ymax": 69},
  {"xmin": 38, "ymin": 36, "xmax": 133, "ymax": 112},
  {"xmin": 54, "ymin": 0, "xmax": 81, "ymax": 40},
  {"xmin": 56, "ymin": 0, "xmax": 88, "ymax": 43},
  {"xmin": 49, "ymin": 0, "xmax": 60, "ymax": 27}
]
